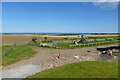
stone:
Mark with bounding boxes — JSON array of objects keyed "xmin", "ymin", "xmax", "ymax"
[{"xmin": 73, "ymin": 56, "xmax": 79, "ymax": 59}]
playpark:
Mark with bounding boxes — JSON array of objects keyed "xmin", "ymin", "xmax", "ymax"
[{"xmin": 1, "ymin": 33, "xmax": 120, "ymax": 78}]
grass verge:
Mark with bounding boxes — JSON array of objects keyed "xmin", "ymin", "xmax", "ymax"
[
  {"xmin": 27, "ymin": 61, "xmax": 118, "ymax": 78},
  {"xmin": 2, "ymin": 45, "xmax": 37, "ymax": 66}
]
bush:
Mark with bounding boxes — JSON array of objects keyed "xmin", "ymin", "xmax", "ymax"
[
  {"xmin": 44, "ymin": 37, "xmax": 47, "ymax": 40},
  {"xmin": 32, "ymin": 37, "xmax": 37, "ymax": 43}
]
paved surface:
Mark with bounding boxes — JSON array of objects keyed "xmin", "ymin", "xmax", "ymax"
[{"xmin": 2, "ymin": 64, "xmax": 42, "ymax": 78}]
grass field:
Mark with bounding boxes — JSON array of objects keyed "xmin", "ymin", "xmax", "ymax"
[
  {"xmin": 28, "ymin": 61, "xmax": 118, "ymax": 78},
  {"xmin": 31, "ymin": 35, "xmax": 120, "ymax": 49},
  {"xmin": 56, "ymin": 40, "xmax": 119, "ymax": 49},
  {"xmin": 2, "ymin": 45, "xmax": 36, "ymax": 66},
  {"xmin": 2, "ymin": 46, "xmax": 11, "ymax": 54}
]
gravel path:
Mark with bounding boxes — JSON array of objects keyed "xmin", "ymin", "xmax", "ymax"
[
  {"xmin": 2, "ymin": 44, "xmax": 118, "ymax": 78},
  {"xmin": 2, "ymin": 64, "xmax": 42, "ymax": 78}
]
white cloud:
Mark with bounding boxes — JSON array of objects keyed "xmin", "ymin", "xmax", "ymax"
[
  {"xmin": 93, "ymin": 0, "xmax": 119, "ymax": 10},
  {"xmin": 94, "ymin": 0, "xmax": 119, "ymax": 2}
]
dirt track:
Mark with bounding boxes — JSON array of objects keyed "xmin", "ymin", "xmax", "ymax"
[{"xmin": 3, "ymin": 47, "xmax": 99, "ymax": 69}]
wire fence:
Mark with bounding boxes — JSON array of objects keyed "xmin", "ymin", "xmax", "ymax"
[
  {"xmin": 2, "ymin": 43, "xmax": 16, "ymax": 56},
  {"xmin": 69, "ymin": 40, "xmax": 120, "ymax": 49}
]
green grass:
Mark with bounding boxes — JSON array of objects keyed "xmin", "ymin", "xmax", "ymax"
[
  {"xmin": 2, "ymin": 45, "xmax": 37, "ymax": 66},
  {"xmin": 56, "ymin": 40, "xmax": 119, "ymax": 49},
  {"xmin": 56, "ymin": 42, "xmax": 72, "ymax": 49},
  {"xmin": 2, "ymin": 46, "xmax": 11, "ymax": 55},
  {"xmin": 49, "ymin": 36, "xmax": 120, "ymax": 49},
  {"xmin": 28, "ymin": 61, "xmax": 118, "ymax": 78},
  {"xmin": 2, "ymin": 46, "xmax": 11, "ymax": 51},
  {"xmin": 89, "ymin": 36, "xmax": 120, "ymax": 40}
]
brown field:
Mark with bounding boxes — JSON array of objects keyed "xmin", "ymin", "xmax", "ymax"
[{"xmin": 2, "ymin": 34, "xmax": 118, "ymax": 45}]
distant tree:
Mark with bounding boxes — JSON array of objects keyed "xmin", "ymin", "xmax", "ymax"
[
  {"xmin": 44, "ymin": 37, "xmax": 47, "ymax": 40},
  {"xmin": 4, "ymin": 33, "xmax": 8, "ymax": 35}
]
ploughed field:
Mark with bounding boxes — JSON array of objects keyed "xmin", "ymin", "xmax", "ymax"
[
  {"xmin": 2, "ymin": 34, "xmax": 80, "ymax": 45},
  {"xmin": 2, "ymin": 35, "xmax": 36, "ymax": 45}
]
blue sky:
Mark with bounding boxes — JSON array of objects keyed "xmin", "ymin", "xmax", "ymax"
[
  {"xmin": 0, "ymin": 2, "xmax": 1, "ymax": 32},
  {"xmin": 2, "ymin": 2, "xmax": 118, "ymax": 33}
]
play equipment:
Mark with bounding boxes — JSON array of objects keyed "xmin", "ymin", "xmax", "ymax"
[
  {"xmin": 78, "ymin": 35, "xmax": 88, "ymax": 44},
  {"xmin": 73, "ymin": 35, "xmax": 88, "ymax": 45},
  {"xmin": 73, "ymin": 41, "xmax": 78, "ymax": 45}
]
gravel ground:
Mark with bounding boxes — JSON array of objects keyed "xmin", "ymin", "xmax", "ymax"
[{"xmin": 2, "ymin": 44, "xmax": 118, "ymax": 78}]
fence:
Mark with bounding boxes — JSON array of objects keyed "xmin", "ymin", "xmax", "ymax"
[
  {"xmin": 2, "ymin": 43, "xmax": 16, "ymax": 56},
  {"xmin": 69, "ymin": 40, "xmax": 120, "ymax": 49}
]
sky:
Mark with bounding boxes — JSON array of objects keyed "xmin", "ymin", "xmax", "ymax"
[
  {"xmin": 0, "ymin": 2, "xmax": 1, "ymax": 33},
  {"xmin": 2, "ymin": 2, "xmax": 118, "ymax": 33}
]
